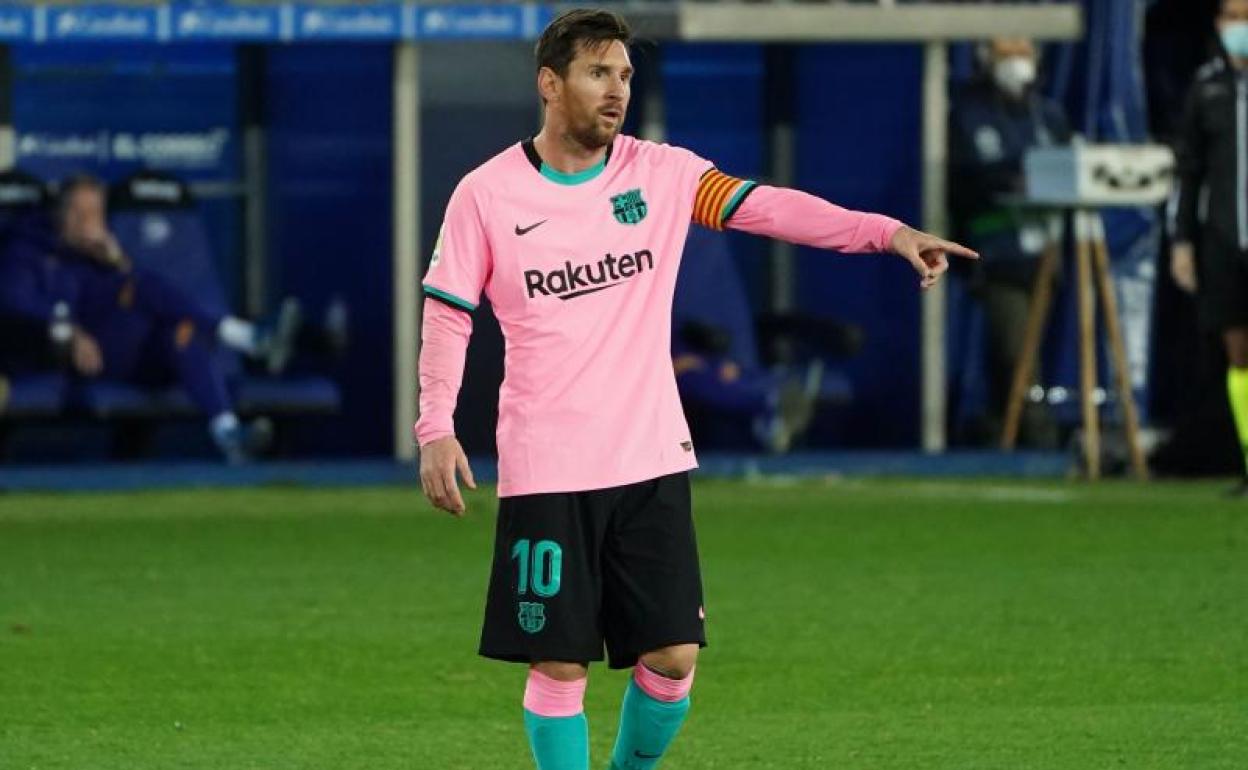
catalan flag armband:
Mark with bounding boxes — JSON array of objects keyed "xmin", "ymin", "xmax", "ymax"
[{"xmin": 692, "ymin": 169, "xmax": 758, "ymax": 231}]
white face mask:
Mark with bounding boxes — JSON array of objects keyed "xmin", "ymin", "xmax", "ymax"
[
  {"xmin": 1221, "ymin": 21, "xmax": 1248, "ymax": 59},
  {"xmin": 992, "ymin": 56, "xmax": 1037, "ymax": 99}
]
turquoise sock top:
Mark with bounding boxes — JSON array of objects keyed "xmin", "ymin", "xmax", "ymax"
[
  {"xmin": 524, "ymin": 708, "xmax": 589, "ymax": 770},
  {"xmin": 608, "ymin": 679, "xmax": 691, "ymax": 770}
]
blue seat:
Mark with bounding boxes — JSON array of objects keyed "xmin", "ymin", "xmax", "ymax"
[
  {"xmin": 237, "ymin": 378, "xmax": 340, "ymax": 416},
  {"xmin": 814, "ymin": 368, "xmax": 854, "ymax": 405},
  {"xmin": 2, "ymin": 372, "xmax": 70, "ymax": 418},
  {"xmin": 69, "ymin": 170, "xmax": 341, "ymax": 421},
  {"xmin": 675, "ymin": 227, "xmax": 856, "ymax": 408},
  {"xmin": 72, "ymin": 381, "xmax": 196, "ymax": 418}
]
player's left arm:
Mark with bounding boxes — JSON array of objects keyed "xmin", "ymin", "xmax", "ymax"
[{"xmin": 692, "ymin": 170, "xmax": 978, "ymax": 290}]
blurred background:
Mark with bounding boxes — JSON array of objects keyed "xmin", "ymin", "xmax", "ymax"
[
  {"xmin": 2, "ymin": 6, "xmax": 1244, "ymax": 769},
  {"xmin": 0, "ymin": 0, "xmax": 1235, "ymax": 483}
]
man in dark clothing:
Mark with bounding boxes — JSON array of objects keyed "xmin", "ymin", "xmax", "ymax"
[
  {"xmin": 0, "ymin": 174, "xmax": 298, "ymax": 462},
  {"xmin": 949, "ymin": 36, "xmax": 1072, "ymax": 447},
  {"xmin": 1169, "ymin": 0, "xmax": 1248, "ymax": 492}
]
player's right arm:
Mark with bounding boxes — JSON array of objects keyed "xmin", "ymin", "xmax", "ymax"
[
  {"xmin": 692, "ymin": 166, "xmax": 976, "ymax": 289},
  {"xmin": 1169, "ymin": 81, "xmax": 1207, "ymax": 294},
  {"xmin": 416, "ymin": 178, "xmax": 492, "ymax": 515},
  {"xmin": 418, "ymin": 305, "xmax": 476, "ymax": 516}
]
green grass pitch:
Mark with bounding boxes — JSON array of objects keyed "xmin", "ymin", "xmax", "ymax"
[{"xmin": 1, "ymin": 479, "xmax": 1244, "ymax": 769}]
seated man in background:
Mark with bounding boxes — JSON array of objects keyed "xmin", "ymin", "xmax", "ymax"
[
  {"xmin": 0, "ymin": 174, "xmax": 299, "ymax": 462},
  {"xmin": 949, "ymin": 36, "xmax": 1071, "ymax": 448},
  {"xmin": 673, "ymin": 227, "xmax": 851, "ymax": 454},
  {"xmin": 673, "ymin": 326, "xmax": 821, "ymax": 454}
]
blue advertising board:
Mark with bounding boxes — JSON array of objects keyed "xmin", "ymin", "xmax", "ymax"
[
  {"xmin": 46, "ymin": 5, "xmax": 168, "ymax": 43},
  {"xmin": 293, "ymin": 3, "xmax": 406, "ymax": 41},
  {"xmin": 0, "ymin": 3, "xmax": 552, "ymax": 44},
  {"xmin": 0, "ymin": 7, "xmax": 36, "ymax": 43},
  {"xmin": 416, "ymin": 4, "xmax": 552, "ymax": 40},
  {"xmin": 11, "ymin": 45, "xmax": 239, "ymax": 181},
  {"xmin": 172, "ymin": 5, "xmax": 286, "ymax": 42}
]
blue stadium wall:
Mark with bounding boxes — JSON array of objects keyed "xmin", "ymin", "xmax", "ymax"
[
  {"xmin": 664, "ymin": 43, "xmax": 924, "ymax": 447},
  {"xmin": 9, "ymin": 41, "xmax": 924, "ymax": 455}
]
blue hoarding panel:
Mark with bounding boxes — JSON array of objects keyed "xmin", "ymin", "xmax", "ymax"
[
  {"xmin": 11, "ymin": 44, "xmax": 242, "ymax": 307},
  {"xmin": 293, "ymin": 3, "xmax": 404, "ymax": 42},
  {"xmin": 0, "ymin": 3, "xmax": 555, "ymax": 44},
  {"xmin": 171, "ymin": 4, "xmax": 284, "ymax": 42},
  {"xmin": 46, "ymin": 5, "xmax": 166, "ymax": 43},
  {"xmin": 416, "ymin": 4, "xmax": 547, "ymax": 41},
  {"xmin": 12, "ymin": 44, "xmax": 238, "ymax": 182},
  {"xmin": 0, "ymin": 7, "xmax": 35, "ymax": 43}
]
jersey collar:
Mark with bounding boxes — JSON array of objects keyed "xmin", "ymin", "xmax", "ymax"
[{"xmin": 522, "ymin": 136, "xmax": 613, "ymax": 186}]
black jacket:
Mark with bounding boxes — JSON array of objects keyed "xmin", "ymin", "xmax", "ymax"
[
  {"xmin": 948, "ymin": 78, "xmax": 1070, "ymax": 284},
  {"xmin": 1170, "ymin": 55, "xmax": 1247, "ymax": 250}
]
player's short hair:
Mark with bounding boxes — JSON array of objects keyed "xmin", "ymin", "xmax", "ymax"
[{"xmin": 535, "ymin": 8, "xmax": 632, "ymax": 78}]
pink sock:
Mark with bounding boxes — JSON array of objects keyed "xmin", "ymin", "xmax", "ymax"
[
  {"xmin": 633, "ymin": 663, "xmax": 695, "ymax": 703},
  {"xmin": 523, "ymin": 668, "xmax": 587, "ymax": 717}
]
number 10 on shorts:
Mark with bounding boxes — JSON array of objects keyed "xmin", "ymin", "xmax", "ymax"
[{"xmin": 511, "ymin": 539, "xmax": 563, "ymax": 597}]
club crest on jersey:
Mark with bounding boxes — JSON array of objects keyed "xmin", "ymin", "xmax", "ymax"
[
  {"xmin": 610, "ymin": 188, "xmax": 647, "ymax": 225},
  {"xmin": 518, "ymin": 601, "xmax": 546, "ymax": 634}
]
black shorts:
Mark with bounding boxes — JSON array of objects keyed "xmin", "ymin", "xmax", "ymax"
[
  {"xmin": 1198, "ymin": 231, "xmax": 1248, "ymax": 332},
  {"xmin": 478, "ymin": 472, "xmax": 705, "ymax": 670}
]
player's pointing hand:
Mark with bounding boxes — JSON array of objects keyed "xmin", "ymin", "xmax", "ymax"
[
  {"xmin": 889, "ymin": 226, "xmax": 979, "ymax": 290},
  {"xmin": 419, "ymin": 435, "xmax": 477, "ymax": 516}
]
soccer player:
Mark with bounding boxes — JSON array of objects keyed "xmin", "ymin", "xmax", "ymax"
[
  {"xmin": 415, "ymin": 9, "xmax": 976, "ymax": 769},
  {"xmin": 1170, "ymin": 0, "xmax": 1248, "ymax": 494}
]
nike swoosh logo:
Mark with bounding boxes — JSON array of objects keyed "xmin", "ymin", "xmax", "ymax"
[
  {"xmin": 514, "ymin": 220, "xmax": 547, "ymax": 236},
  {"xmin": 558, "ymin": 282, "xmax": 625, "ymax": 301},
  {"xmin": 634, "ymin": 750, "xmax": 662, "ymax": 760}
]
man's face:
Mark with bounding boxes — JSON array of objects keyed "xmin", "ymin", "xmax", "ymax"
[
  {"xmin": 988, "ymin": 37, "xmax": 1036, "ymax": 66},
  {"xmin": 1220, "ymin": 0, "xmax": 1248, "ymax": 28},
  {"xmin": 61, "ymin": 186, "xmax": 108, "ymax": 250},
  {"xmin": 546, "ymin": 39, "xmax": 632, "ymax": 150}
]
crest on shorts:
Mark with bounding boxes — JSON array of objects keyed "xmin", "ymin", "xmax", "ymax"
[
  {"xmin": 518, "ymin": 601, "xmax": 546, "ymax": 634},
  {"xmin": 610, "ymin": 188, "xmax": 647, "ymax": 225}
]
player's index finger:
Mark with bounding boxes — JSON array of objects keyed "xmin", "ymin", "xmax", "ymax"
[{"xmin": 942, "ymin": 240, "xmax": 979, "ymax": 258}]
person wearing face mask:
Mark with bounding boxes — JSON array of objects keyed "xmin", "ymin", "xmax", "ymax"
[
  {"xmin": 948, "ymin": 36, "xmax": 1071, "ymax": 447},
  {"xmin": 1168, "ymin": 0, "xmax": 1248, "ymax": 494}
]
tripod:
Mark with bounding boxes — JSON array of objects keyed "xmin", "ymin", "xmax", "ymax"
[{"xmin": 999, "ymin": 207, "xmax": 1148, "ymax": 480}]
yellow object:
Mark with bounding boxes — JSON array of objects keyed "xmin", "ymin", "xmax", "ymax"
[
  {"xmin": 672, "ymin": 354, "xmax": 705, "ymax": 376},
  {"xmin": 117, "ymin": 280, "xmax": 136, "ymax": 309},
  {"xmin": 175, "ymin": 319, "xmax": 196, "ymax": 350},
  {"xmin": 1227, "ymin": 367, "xmax": 1248, "ymax": 474}
]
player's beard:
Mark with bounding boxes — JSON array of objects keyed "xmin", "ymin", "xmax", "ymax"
[{"xmin": 567, "ymin": 109, "xmax": 620, "ymax": 152}]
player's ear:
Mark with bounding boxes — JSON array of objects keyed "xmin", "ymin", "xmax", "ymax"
[{"xmin": 537, "ymin": 66, "xmax": 560, "ymax": 104}]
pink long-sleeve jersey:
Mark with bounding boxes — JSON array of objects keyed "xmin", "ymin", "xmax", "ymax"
[{"xmin": 417, "ymin": 134, "xmax": 901, "ymax": 497}]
